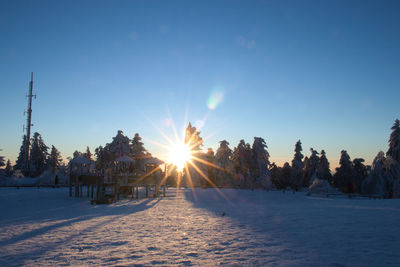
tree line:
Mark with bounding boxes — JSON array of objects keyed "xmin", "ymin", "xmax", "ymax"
[
  {"xmin": 2, "ymin": 119, "xmax": 399, "ymax": 198},
  {"xmin": 0, "ymin": 130, "xmax": 153, "ymax": 179},
  {"xmin": 2, "ymin": 132, "xmax": 64, "ymax": 177},
  {"xmin": 176, "ymin": 119, "xmax": 400, "ymax": 198}
]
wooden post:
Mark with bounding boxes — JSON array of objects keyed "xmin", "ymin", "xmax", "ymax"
[
  {"xmin": 163, "ymin": 185, "xmax": 166, "ymax": 197},
  {"xmin": 135, "ymin": 186, "xmax": 139, "ymax": 199},
  {"xmin": 91, "ymin": 184, "xmax": 94, "ymax": 199},
  {"xmin": 87, "ymin": 184, "xmax": 90, "ymax": 197},
  {"xmin": 145, "ymin": 185, "xmax": 148, "ymax": 198}
]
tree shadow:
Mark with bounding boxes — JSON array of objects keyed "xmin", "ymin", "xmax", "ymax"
[{"xmin": 0, "ymin": 198, "xmax": 160, "ymax": 249}]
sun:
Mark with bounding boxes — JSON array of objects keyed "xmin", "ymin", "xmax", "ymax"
[{"xmin": 168, "ymin": 142, "xmax": 192, "ymax": 172}]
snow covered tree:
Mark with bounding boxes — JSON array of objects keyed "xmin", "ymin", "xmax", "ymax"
[
  {"xmin": 291, "ymin": 140, "xmax": 304, "ymax": 189},
  {"xmin": 250, "ymin": 137, "xmax": 271, "ymax": 189},
  {"xmin": 185, "ymin": 122, "xmax": 203, "ymax": 151},
  {"xmin": 184, "ymin": 123, "xmax": 204, "ymax": 187},
  {"xmin": 232, "ymin": 140, "xmax": 254, "ymax": 187},
  {"xmin": 387, "ymin": 119, "xmax": 400, "ymax": 163},
  {"xmin": 73, "ymin": 150, "xmax": 82, "ymax": 158},
  {"xmin": 352, "ymin": 158, "xmax": 367, "ymax": 193},
  {"xmin": 333, "ymin": 150, "xmax": 353, "ymax": 193},
  {"xmin": 362, "ymin": 149, "xmax": 400, "ymax": 198},
  {"xmin": 360, "ymin": 120, "xmax": 400, "ymax": 197},
  {"xmin": 384, "ymin": 119, "xmax": 400, "ymax": 196},
  {"xmin": 215, "ymin": 140, "xmax": 233, "ymax": 186},
  {"xmin": 130, "ymin": 133, "xmax": 148, "ymax": 171},
  {"xmin": 317, "ymin": 150, "xmax": 332, "ymax": 182},
  {"xmin": 303, "ymin": 148, "xmax": 319, "ymax": 186},
  {"xmin": 14, "ymin": 135, "xmax": 29, "ymax": 174},
  {"xmin": 216, "ymin": 140, "xmax": 232, "ymax": 168},
  {"xmin": 109, "ymin": 130, "xmax": 131, "ymax": 157},
  {"xmin": 362, "ymin": 152, "xmax": 391, "ymax": 197},
  {"xmin": 5, "ymin": 159, "xmax": 12, "ymax": 176},
  {"xmin": 48, "ymin": 145, "xmax": 63, "ymax": 173},
  {"xmin": 204, "ymin": 148, "xmax": 216, "ymax": 186},
  {"xmin": 84, "ymin": 146, "xmax": 92, "ymax": 161},
  {"xmin": 130, "ymin": 133, "xmax": 147, "ymax": 158},
  {"xmin": 30, "ymin": 132, "xmax": 49, "ymax": 176},
  {"xmin": 274, "ymin": 162, "xmax": 291, "ymax": 189},
  {"xmin": 0, "ymin": 155, "xmax": 4, "ymax": 168},
  {"xmin": 270, "ymin": 162, "xmax": 279, "ymax": 188},
  {"xmin": 232, "ymin": 140, "xmax": 247, "ymax": 174},
  {"xmin": 95, "ymin": 145, "xmax": 108, "ymax": 170}
]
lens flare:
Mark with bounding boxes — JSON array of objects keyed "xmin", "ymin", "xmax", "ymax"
[{"xmin": 207, "ymin": 90, "xmax": 224, "ymax": 110}]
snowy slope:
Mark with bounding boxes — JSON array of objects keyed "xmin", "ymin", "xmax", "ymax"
[{"xmin": 0, "ymin": 188, "xmax": 399, "ymax": 266}]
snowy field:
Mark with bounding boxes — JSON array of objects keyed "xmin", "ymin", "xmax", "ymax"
[{"xmin": 1, "ymin": 188, "xmax": 400, "ymax": 266}]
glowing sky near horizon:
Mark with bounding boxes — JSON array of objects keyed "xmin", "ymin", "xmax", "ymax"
[{"xmin": 0, "ymin": 0, "xmax": 399, "ymax": 168}]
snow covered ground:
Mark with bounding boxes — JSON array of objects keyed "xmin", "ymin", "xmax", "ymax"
[{"xmin": 1, "ymin": 187, "xmax": 400, "ymax": 266}]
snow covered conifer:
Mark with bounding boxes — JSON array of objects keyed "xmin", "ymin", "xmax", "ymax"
[
  {"xmin": 333, "ymin": 150, "xmax": 353, "ymax": 193},
  {"xmin": 185, "ymin": 123, "xmax": 203, "ymax": 151},
  {"xmin": 109, "ymin": 130, "xmax": 131, "ymax": 157},
  {"xmin": 216, "ymin": 140, "xmax": 233, "ymax": 168},
  {"xmin": 241, "ymin": 142, "xmax": 253, "ymax": 187},
  {"xmin": 352, "ymin": 158, "xmax": 367, "ymax": 193},
  {"xmin": 360, "ymin": 120, "xmax": 400, "ymax": 197},
  {"xmin": 304, "ymin": 148, "xmax": 319, "ymax": 186},
  {"xmin": 216, "ymin": 140, "xmax": 233, "ymax": 186},
  {"xmin": 184, "ymin": 123, "xmax": 204, "ymax": 187},
  {"xmin": 0, "ymin": 155, "xmax": 4, "ymax": 168},
  {"xmin": 232, "ymin": 140, "xmax": 247, "ymax": 174},
  {"xmin": 95, "ymin": 145, "xmax": 108, "ymax": 170},
  {"xmin": 48, "ymin": 145, "xmax": 63, "ymax": 173},
  {"xmin": 14, "ymin": 135, "xmax": 29, "ymax": 174},
  {"xmin": 232, "ymin": 140, "xmax": 254, "ymax": 187},
  {"xmin": 270, "ymin": 162, "xmax": 279, "ymax": 188},
  {"xmin": 130, "ymin": 133, "xmax": 148, "ymax": 171},
  {"xmin": 387, "ymin": 119, "xmax": 400, "ymax": 163},
  {"xmin": 270, "ymin": 162, "xmax": 291, "ymax": 189},
  {"xmin": 362, "ymin": 152, "xmax": 391, "ymax": 197},
  {"xmin": 291, "ymin": 140, "xmax": 304, "ymax": 189},
  {"xmin": 30, "ymin": 132, "xmax": 49, "ymax": 176},
  {"xmin": 130, "ymin": 133, "xmax": 147, "ymax": 158},
  {"xmin": 5, "ymin": 159, "xmax": 12, "ymax": 176},
  {"xmin": 251, "ymin": 137, "xmax": 271, "ymax": 189},
  {"xmin": 204, "ymin": 148, "xmax": 216, "ymax": 186},
  {"xmin": 84, "ymin": 146, "xmax": 92, "ymax": 161},
  {"xmin": 317, "ymin": 150, "xmax": 332, "ymax": 182},
  {"xmin": 73, "ymin": 150, "xmax": 82, "ymax": 158},
  {"xmin": 280, "ymin": 162, "xmax": 292, "ymax": 189}
]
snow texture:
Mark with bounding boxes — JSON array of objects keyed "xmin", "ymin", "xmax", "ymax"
[{"xmin": 1, "ymin": 188, "xmax": 400, "ymax": 266}]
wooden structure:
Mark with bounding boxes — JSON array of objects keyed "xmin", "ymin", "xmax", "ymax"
[
  {"xmin": 69, "ymin": 156, "xmax": 92, "ymax": 197},
  {"xmin": 69, "ymin": 156, "xmax": 167, "ymax": 203}
]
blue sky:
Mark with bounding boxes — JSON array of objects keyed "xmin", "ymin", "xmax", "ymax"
[{"xmin": 0, "ymin": 0, "xmax": 399, "ymax": 168}]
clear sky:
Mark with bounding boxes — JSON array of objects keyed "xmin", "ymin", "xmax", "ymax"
[{"xmin": 0, "ymin": 0, "xmax": 399, "ymax": 168}]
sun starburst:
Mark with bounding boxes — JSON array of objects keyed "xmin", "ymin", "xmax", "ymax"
[
  {"xmin": 140, "ymin": 109, "xmax": 233, "ymax": 203},
  {"xmin": 168, "ymin": 142, "xmax": 192, "ymax": 172}
]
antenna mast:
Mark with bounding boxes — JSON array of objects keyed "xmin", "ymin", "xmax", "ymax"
[{"xmin": 24, "ymin": 72, "xmax": 36, "ymax": 174}]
